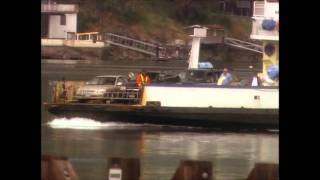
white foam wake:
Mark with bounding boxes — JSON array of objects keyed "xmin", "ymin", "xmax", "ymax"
[{"xmin": 47, "ymin": 117, "xmax": 121, "ymax": 130}]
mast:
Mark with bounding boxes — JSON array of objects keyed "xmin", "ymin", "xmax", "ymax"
[{"xmin": 187, "ymin": 25, "xmax": 207, "ymax": 69}]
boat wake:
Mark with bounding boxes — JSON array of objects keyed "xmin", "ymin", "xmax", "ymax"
[
  {"xmin": 47, "ymin": 117, "xmax": 138, "ymax": 130},
  {"xmin": 46, "ymin": 117, "xmax": 203, "ymax": 131},
  {"xmin": 45, "ymin": 117, "xmax": 277, "ymax": 133}
]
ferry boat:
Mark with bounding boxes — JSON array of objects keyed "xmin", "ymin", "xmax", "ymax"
[{"xmin": 44, "ymin": 0, "xmax": 279, "ymax": 128}]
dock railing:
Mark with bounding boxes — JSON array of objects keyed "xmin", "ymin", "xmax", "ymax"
[{"xmin": 76, "ymin": 32, "xmax": 103, "ymax": 41}]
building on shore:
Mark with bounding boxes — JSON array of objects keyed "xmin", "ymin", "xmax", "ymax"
[
  {"xmin": 219, "ymin": 0, "xmax": 255, "ymax": 17},
  {"xmin": 41, "ymin": 0, "xmax": 78, "ymax": 39},
  {"xmin": 41, "ymin": 1, "xmax": 105, "ymax": 52}
]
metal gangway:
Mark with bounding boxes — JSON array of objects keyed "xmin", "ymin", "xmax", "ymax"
[
  {"xmin": 105, "ymin": 33, "xmax": 159, "ymax": 56},
  {"xmin": 104, "ymin": 33, "xmax": 263, "ymax": 57},
  {"xmin": 224, "ymin": 37, "xmax": 263, "ymax": 53}
]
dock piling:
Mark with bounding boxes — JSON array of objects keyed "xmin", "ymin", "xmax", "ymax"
[
  {"xmin": 246, "ymin": 163, "xmax": 279, "ymax": 180},
  {"xmin": 41, "ymin": 155, "xmax": 78, "ymax": 180},
  {"xmin": 107, "ymin": 157, "xmax": 140, "ymax": 180},
  {"xmin": 171, "ymin": 160, "xmax": 213, "ymax": 180}
]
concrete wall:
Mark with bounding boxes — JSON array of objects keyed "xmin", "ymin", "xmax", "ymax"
[
  {"xmin": 48, "ymin": 13, "xmax": 77, "ymax": 39},
  {"xmin": 41, "ymin": 46, "xmax": 104, "ymax": 60},
  {"xmin": 41, "ymin": 39, "xmax": 105, "ymax": 48},
  {"xmin": 142, "ymin": 85, "xmax": 278, "ymax": 109},
  {"xmin": 41, "ymin": 39, "xmax": 64, "ymax": 46}
]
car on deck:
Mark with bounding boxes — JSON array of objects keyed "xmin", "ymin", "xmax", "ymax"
[{"xmin": 74, "ymin": 75, "xmax": 129, "ymax": 103}]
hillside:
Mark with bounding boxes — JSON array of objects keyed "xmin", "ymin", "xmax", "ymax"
[{"xmin": 55, "ymin": 0, "xmax": 252, "ymax": 43}]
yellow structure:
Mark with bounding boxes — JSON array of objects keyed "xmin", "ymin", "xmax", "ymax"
[
  {"xmin": 262, "ymin": 41, "xmax": 278, "ymax": 76},
  {"xmin": 250, "ymin": 0, "xmax": 279, "ymax": 79}
]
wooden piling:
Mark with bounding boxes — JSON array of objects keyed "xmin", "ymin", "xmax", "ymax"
[
  {"xmin": 107, "ymin": 157, "xmax": 140, "ymax": 180},
  {"xmin": 171, "ymin": 160, "xmax": 213, "ymax": 180},
  {"xmin": 41, "ymin": 155, "xmax": 78, "ymax": 180},
  {"xmin": 247, "ymin": 163, "xmax": 279, "ymax": 180}
]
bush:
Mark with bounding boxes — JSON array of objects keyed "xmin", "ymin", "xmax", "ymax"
[
  {"xmin": 121, "ymin": 9, "xmax": 146, "ymax": 25},
  {"xmin": 78, "ymin": 14, "xmax": 99, "ymax": 32}
]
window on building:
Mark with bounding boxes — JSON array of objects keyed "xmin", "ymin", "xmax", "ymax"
[{"xmin": 60, "ymin": 15, "xmax": 66, "ymax": 25}]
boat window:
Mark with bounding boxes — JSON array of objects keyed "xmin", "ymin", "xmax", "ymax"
[
  {"xmin": 117, "ymin": 77, "xmax": 128, "ymax": 84},
  {"xmin": 187, "ymin": 71, "xmax": 206, "ymax": 79},
  {"xmin": 146, "ymin": 72, "xmax": 160, "ymax": 81},
  {"xmin": 87, "ymin": 77, "xmax": 116, "ymax": 85},
  {"xmin": 186, "ymin": 71, "xmax": 203, "ymax": 82}
]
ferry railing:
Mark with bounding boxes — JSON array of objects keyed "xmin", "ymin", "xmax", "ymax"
[
  {"xmin": 50, "ymin": 80, "xmax": 142, "ymax": 104},
  {"xmin": 224, "ymin": 37, "xmax": 263, "ymax": 53},
  {"xmin": 104, "ymin": 91, "xmax": 141, "ymax": 103}
]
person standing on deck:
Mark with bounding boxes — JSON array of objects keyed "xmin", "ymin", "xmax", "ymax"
[
  {"xmin": 259, "ymin": 65, "xmax": 279, "ymax": 86},
  {"xmin": 217, "ymin": 68, "xmax": 233, "ymax": 86},
  {"xmin": 60, "ymin": 77, "xmax": 67, "ymax": 101},
  {"xmin": 251, "ymin": 72, "xmax": 261, "ymax": 86},
  {"xmin": 136, "ymin": 72, "xmax": 151, "ymax": 88}
]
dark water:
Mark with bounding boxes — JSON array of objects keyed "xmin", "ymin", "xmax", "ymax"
[{"xmin": 41, "ymin": 61, "xmax": 278, "ymax": 180}]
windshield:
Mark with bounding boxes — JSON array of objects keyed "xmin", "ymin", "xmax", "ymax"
[
  {"xmin": 187, "ymin": 71, "xmax": 206, "ymax": 80},
  {"xmin": 87, "ymin": 77, "xmax": 116, "ymax": 85},
  {"xmin": 146, "ymin": 72, "xmax": 160, "ymax": 81}
]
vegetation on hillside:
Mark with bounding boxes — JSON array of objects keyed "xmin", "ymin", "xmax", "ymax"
[{"xmin": 55, "ymin": 0, "xmax": 251, "ymax": 42}]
